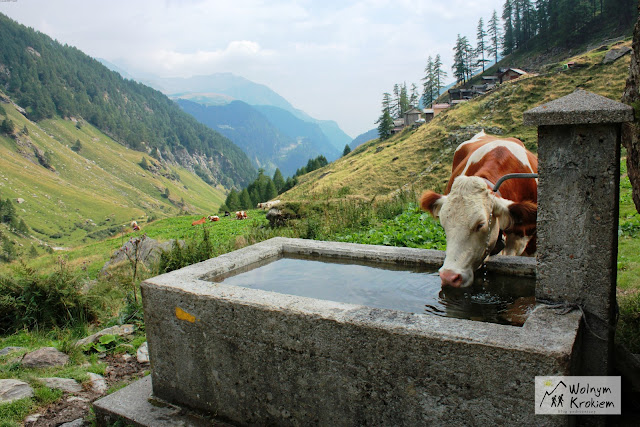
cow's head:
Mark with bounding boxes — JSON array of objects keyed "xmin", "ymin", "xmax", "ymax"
[{"xmin": 421, "ymin": 176, "xmax": 536, "ymax": 288}]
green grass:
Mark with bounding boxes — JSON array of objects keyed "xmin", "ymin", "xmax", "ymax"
[{"xmin": 0, "ymin": 98, "xmax": 227, "ymax": 254}]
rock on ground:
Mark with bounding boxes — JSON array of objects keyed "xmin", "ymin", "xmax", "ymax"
[
  {"xmin": 21, "ymin": 347, "xmax": 69, "ymax": 368},
  {"xmin": 602, "ymin": 45, "xmax": 632, "ymax": 64},
  {"xmin": 75, "ymin": 324, "xmax": 135, "ymax": 347},
  {"xmin": 0, "ymin": 346, "xmax": 24, "ymax": 356},
  {"xmin": 100, "ymin": 236, "xmax": 176, "ymax": 273},
  {"xmin": 59, "ymin": 418, "xmax": 85, "ymax": 427},
  {"xmin": 136, "ymin": 342, "xmax": 149, "ymax": 364},
  {"xmin": 37, "ymin": 377, "xmax": 83, "ymax": 393},
  {"xmin": 87, "ymin": 373, "xmax": 108, "ymax": 395},
  {"xmin": 0, "ymin": 379, "xmax": 34, "ymax": 403}
]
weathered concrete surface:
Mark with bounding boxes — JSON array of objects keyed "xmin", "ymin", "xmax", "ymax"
[
  {"xmin": 523, "ymin": 88, "xmax": 633, "ymax": 126},
  {"xmin": 525, "ymin": 90, "xmax": 633, "ymax": 377},
  {"xmin": 141, "ymin": 237, "xmax": 581, "ymax": 426},
  {"xmin": 93, "ymin": 376, "xmax": 224, "ymax": 427}
]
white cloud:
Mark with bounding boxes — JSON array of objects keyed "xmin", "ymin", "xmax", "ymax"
[{"xmin": 0, "ymin": 0, "xmax": 506, "ymax": 137}]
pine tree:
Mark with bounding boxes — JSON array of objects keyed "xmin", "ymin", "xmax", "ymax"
[
  {"xmin": 461, "ymin": 36, "xmax": 475, "ymax": 80},
  {"xmin": 343, "ymin": 144, "xmax": 351, "ymax": 156},
  {"xmin": 1, "ymin": 237, "xmax": 16, "ymax": 263},
  {"xmin": 409, "ymin": 83, "xmax": 419, "ymax": 107},
  {"xmin": 239, "ymin": 188, "xmax": 253, "ymax": 209},
  {"xmin": 392, "ymin": 84, "xmax": 401, "ymax": 117},
  {"xmin": 265, "ymin": 180, "xmax": 278, "ymax": 201},
  {"xmin": 433, "ymin": 55, "xmax": 447, "ymax": 99},
  {"xmin": 488, "ymin": 10, "xmax": 501, "ymax": 64},
  {"xmin": 225, "ymin": 189, "xmax": 240, "ymax": 211},
  {"xmin": 377, "ymin": 109, "xmax": 394, "ymax": 140},
  {"xmin": 139, "ymin": 157, "xmax": 150, "ymax": 170},
  {"xmin": 17, "ymin": 219, "xmax": 28, "ymax": 234},
  {"xmin": 476, "ymin": 18, "xmax": 489, "ymax": 72},
  {"xmin": 399, "ymin": 83, "xmax": 410, "ymax": 117},
  {"xmin": 502, "ymin": 0, "xmax": 515, "ymax": 55},
  {"xmin": 422, "ymin": 56, "xmax": 435, "ymax": 107},
  {"xmin": 0, "ymin": 198, "xmax": 16, "ymax": 225},
  {"xmin": 452, "ymin": 35, "xmax": 467, "ymax": 83},
  {"xmin": 72, "ymin": 139, "xmax": 82, "ymax": 152},
  {"xmin": 272, "ymin": 169, "xmax": 285, "ymax": 193},
  {"xmin": 1, "ymin": 118, "xmax": 14, "ymax": 135},
  {"xmin": 382, "ymin": 92, "xmax": 392, "ymax": 114},
  {"xmin": 28, "ymin": 245, "xmax": 38, "ymax": 258}
]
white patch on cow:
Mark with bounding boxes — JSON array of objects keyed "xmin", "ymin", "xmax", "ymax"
[
  {"xmin": 454, "ymin": 130, "xmax": 486, "ymax": 153},
  {"xmin": 460, "ymin": 140, "xmax": 534, "ymax": 177}
]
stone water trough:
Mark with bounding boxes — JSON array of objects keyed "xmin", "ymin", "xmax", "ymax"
[{"xmin": 94, "ymin": 90, "xmax": 632, "ymax": 426}]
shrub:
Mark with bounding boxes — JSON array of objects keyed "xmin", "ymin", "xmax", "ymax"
[
  {"xmin": 158, "ymin": 226, "xmax": 215, "ymax": 274},
  {"xmin": 0, "ymin": 259, "xmax": 96, "ymax": 333}
]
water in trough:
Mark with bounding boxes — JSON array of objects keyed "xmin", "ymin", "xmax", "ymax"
[{"xmin": 213, "ymin": 253, "xmax": 536, "ymax": 326}]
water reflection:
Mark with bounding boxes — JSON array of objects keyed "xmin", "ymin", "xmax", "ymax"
[
  {"xmin": 212, "ymin": 255, "xmax": 536, "ymax": 326},
  {"xmin": 426, "ymin": 275, "xmax": 536, "ymax": 325}
]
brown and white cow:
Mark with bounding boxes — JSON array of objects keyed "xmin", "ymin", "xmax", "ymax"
[{"xmin": 421, "ymin": 131, "xmax": 538, "ymax": 288}]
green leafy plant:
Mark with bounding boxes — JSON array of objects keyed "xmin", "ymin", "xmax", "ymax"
[{"xmin": 82, "ymin": 334, "xmax": 119, "ymax": 354}]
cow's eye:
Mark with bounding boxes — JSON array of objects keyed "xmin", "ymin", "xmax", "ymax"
[{"xmin": 475, "ymin": 222, "xmax": 485, "ymax": 232}]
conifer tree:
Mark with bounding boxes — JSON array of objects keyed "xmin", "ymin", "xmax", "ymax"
[
  {"xmin": 476, "ymin": 18, "xmax": 489, "ymax": 72},
  {"xmin": 399, "ymin": 83, "xmax": 410, "ymax": 117},
  {"xmin": 265, "ymin": 180, "xmax": 278, "ymax": 201},
  {"xmin": 409, "ymin": 83, "xmax": 419, "ymax": 107},
  {"xmin": 422, "ymin": 56, "xmax": 435, "ymax": 107},
  {"xmin": 1, "ymin": 118, "xmax": 14, "ymax": 135},
  {"xmin": 488, "ymin": 10, "xmax": 501, "ymax": 64},
  {"xmin": 433, "ymin": 54, "xmax": 447, "ymax": 99},
  {"xmin": 502, "ymin": 0, "xmax": 515, "ymax": 55},
  {"xmin": 377, "ymin": 109, "xmax": 394, "ymax": 141},
  {"xmin": 272, "ymin": 169, "xmax": 285, "ymax": 193},
  {"xmin": 343, "ymin": 144, "xmax": 351, "ymax": 156},
  {"xmin": 452, "ymin": 34, "xmax": 467, "ymax": 83},
  {"xmin": 240, "ymin": 188, "xmax": 253, "ymax": 209},
  {"xmin": 225, "ymin": 189, "xmax": 240, "ymax": 211}
]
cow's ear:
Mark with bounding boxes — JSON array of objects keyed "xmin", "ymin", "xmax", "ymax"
[
  {"xmin": 508, "ymin": 201, "xmax": 537, "ymax": 226},
  {"xmin": 492, "ymin": 197, "xmax": 537, "ymax": 229},
  {"xmin": 420, "ymin": 191, "xmax": 446, "ymax": 218}
]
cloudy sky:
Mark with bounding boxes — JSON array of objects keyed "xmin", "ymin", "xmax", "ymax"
[{"xmin": 0, "ymin": 0, "xmax": 505, "ymax": 137}]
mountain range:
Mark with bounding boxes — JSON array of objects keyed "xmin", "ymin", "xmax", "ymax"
[{"xmin": 129, "ymin": 72, "xmax": 351, "ymax": 175}]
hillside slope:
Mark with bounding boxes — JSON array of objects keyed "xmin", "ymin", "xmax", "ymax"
[
  {"xmin": 0, "ymin": 97, "xmax": 226, "ymax": 249},
  {"xmin": 147, "ymin": 73, "xmax": 353, "ymax": 151},
  {"xmin": 0, "ymin": 13, "xmax": 255, "ymax": 188},
  {"xmin": 282, "ymin": 41, "xmax": 632, "ymax": 200},
  {"xmin": 176, "ymin": 99, "xmax": 340, "ymax": 177}
]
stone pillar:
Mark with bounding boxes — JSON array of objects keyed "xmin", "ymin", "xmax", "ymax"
[{"xmin": 523, "ymin": 89, "xmax": 633, "ymax": 376}]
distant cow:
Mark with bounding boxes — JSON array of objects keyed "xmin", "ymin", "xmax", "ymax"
[
  {"xmin": 191, "ymin": 217, "xmax": 207, "ymax": 226},
  {"xmin": 257, "ymin": 200, "xmax": 281, "ymax": 210},
  {"xmin": 420, "ymin": 130, "xmax": 538, "ymax": 288},
  {"xmin": 131, "ymin": 221, "xmax": 141, "ymax": 231},
  {"xmin": 208, "ymin": 215, "xmax": 220, "ymax": 222},
  {"xmin": 235, "ymin": 211, "xmax": 248, "ymax": 220}
]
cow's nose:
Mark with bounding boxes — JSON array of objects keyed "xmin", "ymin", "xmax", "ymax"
[{"xmin": 439, "ymin": 270, "xmax": 463, "ymax": 288}]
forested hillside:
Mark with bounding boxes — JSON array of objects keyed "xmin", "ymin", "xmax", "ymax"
[
  {"xmin": 177, "ymin": 99, "xmax": 338, "ymax": 177},
  {"xmin": 0, "ymin": 13, "xmax": 255, "ymax": 188}
]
